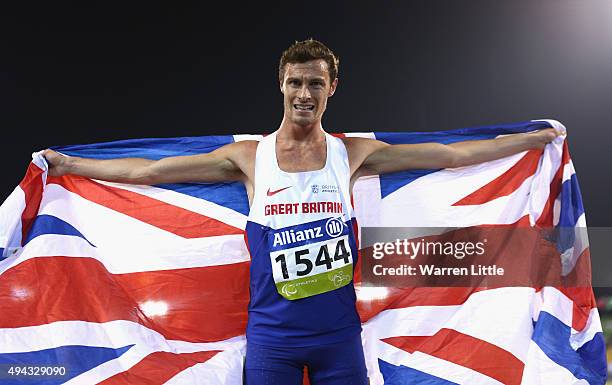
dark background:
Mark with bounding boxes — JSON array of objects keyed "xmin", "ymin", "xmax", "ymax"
[{"xmin": 2, "ymin": 1, "xmax": 611, "ymax": 228}]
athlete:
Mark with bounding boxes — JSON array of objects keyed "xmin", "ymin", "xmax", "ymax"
[{"xmin": 43, "ymin": 39, "xmax": 562, "ymax": 385}]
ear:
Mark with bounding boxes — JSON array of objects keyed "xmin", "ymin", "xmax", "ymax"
[{"xmin": 328, "ymin": 78, "xmax": 338, "ymax": 97}]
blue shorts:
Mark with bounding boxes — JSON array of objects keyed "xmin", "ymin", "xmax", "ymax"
[{"xmin": 244, "ymin": 334, "xmax": 368, "ymax": 385}]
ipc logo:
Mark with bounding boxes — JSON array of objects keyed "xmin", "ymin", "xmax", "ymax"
[
  {"xmin": 281, "ymin": 283, "xmax": 298, "ymax": 297},
  {"xmin": 325, "ymin": 217, "xmax": 345, "ymax": 238}
]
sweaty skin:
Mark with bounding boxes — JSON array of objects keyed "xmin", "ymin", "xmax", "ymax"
[{"xmin": 43, "ymin": 58, "xmax": 563, "ymax": 205}]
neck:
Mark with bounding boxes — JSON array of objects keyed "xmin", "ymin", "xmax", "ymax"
[{"xmin": 277, "ymin": 116, "xmax": 325, "ymax": 142}]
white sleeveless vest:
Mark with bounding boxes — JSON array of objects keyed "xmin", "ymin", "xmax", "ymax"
[{"xmin": 244, "ymin": 130, "xmax": 362, "ymax": 347}]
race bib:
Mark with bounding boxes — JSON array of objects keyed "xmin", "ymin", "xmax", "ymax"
[{"xmin": 269, "ymin": 217, "xmax": 354, "ymax": 300}]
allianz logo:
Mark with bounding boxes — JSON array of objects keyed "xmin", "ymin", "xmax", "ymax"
[
  {"xmin": 272, "ymin": 218, "xmax": 346, "ymax": 247},
  {"xmin": 273, "ymin": 227, "xmax": 323, "ymax": 247}
]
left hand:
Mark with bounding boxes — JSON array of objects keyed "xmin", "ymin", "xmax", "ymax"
[{"xmin": 529, "ymin": 127, "xmax": 565, "ymax": 149}]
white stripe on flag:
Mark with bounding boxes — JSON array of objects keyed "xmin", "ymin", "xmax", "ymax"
[
  {"xmin": 363, "ymin": 287, "xmax": 535, "ymax": 362},
  {"xmin": 0, "ymin": 319, "xmax": 244, "ymax": 353},
  {"xmin": 164, "ymin": 347, "xmax": 245, "ymax": 385},
  {"xmin": 94, "ymin": 180, "xmax": 247, "ymax": 230},
  {"xmin": 0, "ymin": 232, "xmax": 248, "ymax": 276},
  {"xmin": 0, "ymin": 186, "xmax": 26, "ymax": 255},
  {"xmin": 521, "ymin": 340, "xmax": 589, "ymax": 385},
  {"xmin": 570, "ymin": 308, "xmax": 603, "ymax": 351}
]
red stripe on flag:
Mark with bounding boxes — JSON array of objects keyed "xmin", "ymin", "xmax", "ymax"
[
  {"xmin": 19, "ymin": 163, "xmax": 45, "ymax": 244},
  {"xmin": 537, "ymin": 141, "xmax": 571, "ymax": 226},
  {"xmin": 562, "ymin": 286, "xmax": 596, "ymax": 332},
  {"xmin": 116, "ymin": 263, "xmax": 249, "ymax": 342},
  {"xmin": 383, "ymin": 328, "xmax": 524, "ymax": 385},
  {"xmin": 47, "ymin": 175, "xmax": 243, "ymax": 238},
  {"xmin": 0, "ymin": 257, "xmax": 249, "ymax": 342},
  {"xmin": 357, "ymin": 287, "xmax": 488, "ymax": 323},
  {"xmin": 557, "ymin": 247, "xmax": 596, "ymax": 331},
  {"xmin": 453, "ymin": 149, "xmax": 543, "ymax": 206},
  {"xmin": 99, "ymin": 350, "xmax": 220, "ymax": 385},
  {"xmin": 382, "ymin": 336, "xmax": 428, "ymax": 353}
]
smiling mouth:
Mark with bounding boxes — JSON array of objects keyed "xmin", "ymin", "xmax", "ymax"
[{"xmin": 294, "ymin": 104, "xmax": 315, "ymax": 111}]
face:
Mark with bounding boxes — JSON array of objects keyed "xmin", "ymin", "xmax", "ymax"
[{"xmin": 280, "ymin": 59, "xmax": 338, "ymax": 128}]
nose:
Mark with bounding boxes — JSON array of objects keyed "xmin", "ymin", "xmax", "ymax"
[{"xmin": 297, "ymin": 84, "xmax": 311, "ymax": 100}]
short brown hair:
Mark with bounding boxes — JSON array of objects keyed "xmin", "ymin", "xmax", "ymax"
[{"xmin": 278, "ymin": 39, "xmax": 339, "ymax": 84}]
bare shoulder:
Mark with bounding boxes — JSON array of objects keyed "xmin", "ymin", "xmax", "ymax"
[
  {"xmin": 222, "ymin": 139, "xmax": 258, "ymax": 158},
  {"xmin": 222, "ymin": 139, "xmax": 258, "ymax": 182},
  {"xmin": 341, "ymin": 136, "xmax": 388, "ymax": 175},
  {"xmin": 341, "ymin": 136, "xmax": 386, "ymax": 152}
]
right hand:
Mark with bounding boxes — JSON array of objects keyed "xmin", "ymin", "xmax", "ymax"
[
  {"xmin": 527, "ymin": 127, "xmax": 565, "ymax": 150},
  {"xmin": 43, "ymin": 149, "xmax": 71, "ymax": 177}
]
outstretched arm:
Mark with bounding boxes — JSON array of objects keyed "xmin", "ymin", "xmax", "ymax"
[
  {"xmin": 352, "ymin": 128, "xmax": 563, "ymax": 178},
  {"xmin": 43, "ymin": 140, "xmax": 254, "ymax": 184}
]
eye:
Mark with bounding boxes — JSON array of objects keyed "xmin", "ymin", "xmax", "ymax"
[
  {"xmin": 288, "ymin": 79, "xmax": 300, "ymax": 86},
  {"xmin": 311, "ymin": 81, "xmax": 324, "ymax": 87}
]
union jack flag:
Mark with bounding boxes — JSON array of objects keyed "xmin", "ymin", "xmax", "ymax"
[{"xmin": 0, "ymin": 119, "xmax": 606, "ymax": 384}]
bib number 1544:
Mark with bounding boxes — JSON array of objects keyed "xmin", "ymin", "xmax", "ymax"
[{"xmin": 272, "ymin": 236, "xmax": 351, "ymax": 281}]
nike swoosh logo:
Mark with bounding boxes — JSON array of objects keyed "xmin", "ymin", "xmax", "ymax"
[{"xmin": 267, "ymin": 186, "xmax": 292, "ymax": 196}]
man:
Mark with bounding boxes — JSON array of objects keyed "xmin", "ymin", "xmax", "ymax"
[{"xmin": 44, "ymin": 39, "xmax": 561, "ymax": 385}]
